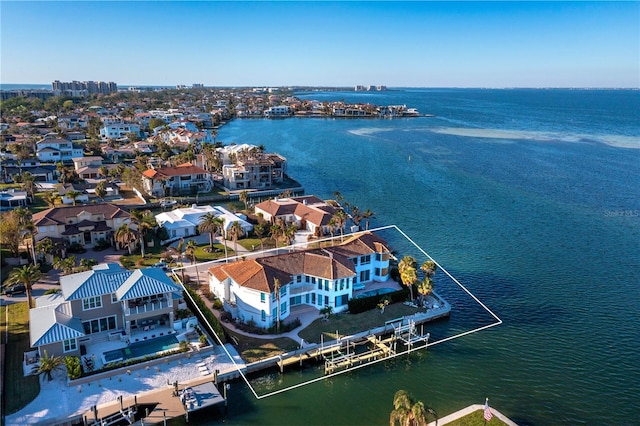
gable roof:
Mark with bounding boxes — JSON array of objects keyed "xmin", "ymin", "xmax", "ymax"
[
  {"xmin": 116, "ymin": 267, "xmax": 182, "ymax": 300},
  {"xmin": 30, "ymin": 302, "xmax": 85, "ymax": 347},
  {"xmin": 60, "ymin": 265, "xmax": 132, "ymax": 300}
]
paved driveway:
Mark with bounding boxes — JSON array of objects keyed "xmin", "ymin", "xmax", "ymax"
[{"xmin": 1, "ymin": 246, "xmax": 124, "ymax": 306}]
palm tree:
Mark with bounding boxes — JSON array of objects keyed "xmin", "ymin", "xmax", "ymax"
[
  {"xmin": 198, "ymin": 212, "xmax": 220, "ymax": 250},
  {"xmin": 114, "ymin": 223, "xmax": 136, "ymax": 254},
  {"xmin": 79, "ymin": 258, "xmax": 98, "ymax": 271},
  {"xmin": 390, "ymin": 390, "xmax": 413, "ymax": 426},
  {"xmin": 332, "ymin": 210, "xmax": 348, "ymax": 241},
  {"xmin": 186, "ymin": 239, "xmax": 200, "ymax": 285},
  {"xmin": 254, "ymin": 223, "xmax": 265, "ymax": 252},
  {"xmin": 130, "ymin": 209, "xmax": 156, "ymax": 258},
  {"xmin": 284, "ymin": 224, "xmax": 297, "ymax": 247},
  {"xmin": 6, "ymin": 263, "xmax": 42, "ymax": 308},
  {"xmin": 37, "ymin": 350, "xmax": 64, "ymax": 382},
  {"xmin": 94, "ymin": 181, "xmax": 107, "ymax": 201},
  {"xmin": 390, "ymin": 390, "xmax": 434, "ymax": 426},
  {"xmin": 42, "ymin": 191, "xmax": 60, "ymax": 208},
  {"xmin": 398, "ymin": 256, "xmax": 418, "ymax": 302},
  {"xmin": 420, "ymin": 260, "xmax": 437, "ymax": 279},
  {"xmin": 66, "ymin": 190, "xmax": 81, "ymax": 206},
  {"xmin": 270, "ymin": 223, "xmax": 283, "ymax": 248},
  {"xmin": 415, "ymin": 278, "xmax": 433, "ymax": 307},
  {"xmin": 227, "ymin": 221, "xmax": 244, "ymax": 256},
  {"xmin": 362, "ymin": 208, "xmax": 376, "ymax": 230},
  {"xmin": 20, "ymin": 171, "xmax": 36, "ymax": 201},
  {"xmin": 54, "ymin": 256, "xmax": 76, "ymax": 275},
  {"xmin": 185, "ymin": 239, "xmax": 197, "ymax": 265},
  {"xmin": 239, "ymin": 190, "xmax": 249, "ymax": 211},
  {"xmin": 35, "ymin": 238, "xmax": 53, "ymax": 262},
  {"xmin": 274, "ymin": 278, "xmax": 281, "ymax": 332}
]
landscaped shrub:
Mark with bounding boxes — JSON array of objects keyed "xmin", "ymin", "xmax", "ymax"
[
  {"xmin": 67, "ymin": 243, "xmax": 86, "ymax": 254},
  {"xmin": 212, "ymin": 299, "xmax": 223, "ymax": 309},
  {"xmin": 64, "ymin": 356, "xmax": 82, "ymax": 380},
  {"xmin": 183, "ymin": 287, "xmax": 226, "ymax": 344},
  {"xmin": 93, "ymin": 240, "xmax": 111, "ymax": 251},
  {"xmin": 347, "ymin": 288, "xmax": 409, "ymax": 314}
]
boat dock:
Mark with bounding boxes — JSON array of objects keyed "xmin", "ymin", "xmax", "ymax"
[
  {"xmin": 275, "ymin": 319, "xmax": 432, "ymax": 375},
  {"xmin": 80, "ymin": 377, "xmax": 227, "ymax": 425}
]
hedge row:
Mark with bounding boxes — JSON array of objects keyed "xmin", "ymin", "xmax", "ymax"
[
  {"xmin": 347, "ymin": 288, "xmax": 409, "ymax": 314},
  {"xmin": 183, "ymin": 287, "xmax": 227, "ymax": 344}
]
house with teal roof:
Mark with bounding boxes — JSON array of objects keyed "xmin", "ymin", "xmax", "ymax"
[{"xmin": 28, "ymin": 263, "xmax": 183, "ymax": 364}]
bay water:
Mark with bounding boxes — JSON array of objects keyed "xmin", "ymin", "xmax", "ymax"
[{"xmin": 198, "ymin": 89, "xmax": 639, "ymax": 425}]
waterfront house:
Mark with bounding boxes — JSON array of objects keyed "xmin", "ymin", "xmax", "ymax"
[
  {"xmin": 28, "ymin": 263, "xmax": 183, "ymax": 363},
  {"xmin": 32, "ymin": 203, "xmax": 129, "ymax": 248},
  {"xmin": 208, "ymin": 232, "xmax": 391, "ymax": 328},
  {"xmin": 221, "ymin": 153, "xmax": 286, "ymax": 191},
  {"xmin": 254, "ymin": 195, "xmax": 340, "ymax": 236},
  {"xmin": 142, "ymin": 163, "xmax": 213, "ymax": 197},
  {"xmin": 264, "ymin": 105, "xmax": 291, "ymax": 118},
  {"xmin": 156, "ymin": 204, "xmax": 253, "ymax": 243}
]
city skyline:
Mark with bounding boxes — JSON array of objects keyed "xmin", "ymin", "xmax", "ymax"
[{"xmin": 1, "ymin": 1, "xmax": 638, "ymax": 88}]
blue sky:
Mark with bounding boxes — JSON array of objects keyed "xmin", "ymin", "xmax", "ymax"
[{"xmin": 1, "ymin": 1, "xmax": 638, "ymax": 87}]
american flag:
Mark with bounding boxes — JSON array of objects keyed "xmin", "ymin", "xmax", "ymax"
[{"xmin": 484, "ymin": 398, "xmax": 493, "ymax": 422}]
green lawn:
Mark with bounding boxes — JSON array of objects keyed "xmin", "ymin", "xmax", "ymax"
[
  {"xmin": 1, "ymin": 302, "xmax": 40, "ymax": 414},
  {"xmin": 225, "ymin": 330, "xmax": 299, "ymax": 363},
  {"xmin": 298, "ymin": 302, "xmax": 424, "ymax": 344},
  {"xmin": 446, "ymin": 409, "xmax": 508, "ymax": 426}
]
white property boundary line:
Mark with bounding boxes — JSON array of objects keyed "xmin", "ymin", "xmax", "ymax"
[{"xmin": 175, "ymin": 225, "xmax": 503, "ymax": 400}]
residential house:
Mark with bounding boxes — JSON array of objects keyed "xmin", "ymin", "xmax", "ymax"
[
  {"xmin": 56, "ymin": 182, "xmax": 120, "ymax": 204},
  {"xmin": 156, "ymin": 204, "xmax": 253, "ymax": 243},
  {"xmin": 36, "ymin": 138, "xmax": 84, "ymax": 162},
  {"xmin": 264, "ymin": 105, "xmax": 291, "ymax": 117},
  {"xmin": 255, "ymin": 196, "xmax": 340, "ymax": 237},
  {"xmin": 142, "ymin": 163, "xmax": 213, "ymax": 197},
  {"xmin": 222, "ymin": 153, "xmax": 286, "ymax": 191},
  {"xmin": 29, "ymin": 263, "xmax": 183, "ymax": 360},
  {"xmin": 73, "ymin": 156, "xmax": 105, "ymax": 180},
  {"xmin": 0, "ymin": 189, "xmax": 29, "ymax": 209},
  {"xmin": 100, "ymin": 122, "xmax": 142, "ymax": 140},
  {"xmin": 208, "ymin": 232, "xmax": 392, "ymax": 328},
  {"xmin": 33, "ymin": 203, "xmax": 129, "ymax": 248}
]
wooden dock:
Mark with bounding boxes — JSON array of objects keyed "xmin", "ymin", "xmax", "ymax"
[{"xmin": 80, "ymin": 376, "xmax": 226, "ymax": 425}]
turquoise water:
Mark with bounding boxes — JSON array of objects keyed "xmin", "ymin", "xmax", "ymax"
[
  {"xmin": 203, "ymin": 89, "xmax": 639, "ymax": 425},
  {"xmin": 355, "ymin": 287, "xmax": 398, "ymax": 299},
  {"xmin": 103, "ymin": 335, "xmax": 179, "ymax": 362}
]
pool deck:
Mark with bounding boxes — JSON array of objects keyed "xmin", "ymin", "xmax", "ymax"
[{"xmin": 80, "ymin": 326, "xmax": 194, "ymax": 371}]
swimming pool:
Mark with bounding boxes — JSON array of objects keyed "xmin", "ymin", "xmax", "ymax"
[
  {"xmin": 103, "ymin": 335, "xmax": 180, "ymax": 364},
  {"xmin": 354, "ymin": 287, "xmax": 398, "ymax": 299}
]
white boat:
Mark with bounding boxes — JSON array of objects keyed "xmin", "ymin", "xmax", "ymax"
[
  {"xmin": 160, "ymin": 198, "xmax": 177, "ymax": 209},
  {"xmin": 402, "ymin": 108, "xmax": 421, "ymax": 117},
  {"xmin": 180, "ymin": 387, "xmax": 200, "ymax": 411}
]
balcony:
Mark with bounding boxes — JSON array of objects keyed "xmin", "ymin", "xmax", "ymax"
[
  {"xmin": 289, "ymin": 284, "xmax": 315, "ymax": 296},
  {"xmin": 124, "ymin": 296, "xmax": 171, "ymax": 316}
]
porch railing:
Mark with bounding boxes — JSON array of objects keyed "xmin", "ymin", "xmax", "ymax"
[{"xmin": 124, "ymin": 299, "xmax": 171, "ymax": 316}]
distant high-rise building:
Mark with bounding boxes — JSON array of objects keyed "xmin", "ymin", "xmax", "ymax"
[
  {"xmin": 52, "ymin": 80, "xmax": 118, "ymax": 96},
  {"xmin": 192, "ymin": 83, "xmax": 204, "ymax": 89}
]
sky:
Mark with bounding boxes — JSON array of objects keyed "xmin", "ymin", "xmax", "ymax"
[{"xmin": 1, "ymin": 1, "xmax": 638, "ymax": 88}]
